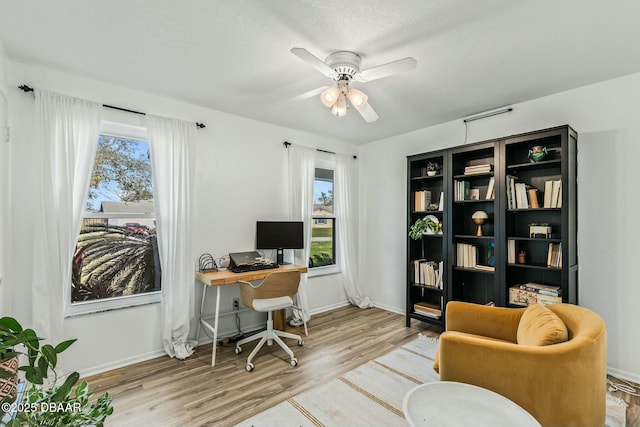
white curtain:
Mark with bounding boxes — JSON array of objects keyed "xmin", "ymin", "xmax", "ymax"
[
  {"xmin": 335, "ymin": 154, "xmax": 371, "ymax": 308},
  {"xmin": 146, "ymin": 115, "xmax": 197, "ymax": 360},
  {"xmin": 287, "ymin": 144, "xmax": 314, "ymax": 324},
  {"xmin": 32, "ymin": 90, "xmax": 101, "ymax": 338}
]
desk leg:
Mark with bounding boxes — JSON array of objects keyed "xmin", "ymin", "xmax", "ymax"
[
  {"xmin": 196, "ymin": 284, "xmax": 207, "ymax": 343},
  {"xmin": 197, "ymin": 285, "xmax": 222, "ymax": 367},
  {"xmin": 211, "ymin": 286, "xmax": 221, "ymax": 367}
]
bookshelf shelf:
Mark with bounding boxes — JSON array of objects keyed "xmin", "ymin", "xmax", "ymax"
[{"xmin": 407, "ymin": 125, "xmax": 577, "ymax": 327}]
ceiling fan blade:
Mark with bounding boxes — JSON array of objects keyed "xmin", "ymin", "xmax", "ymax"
[
  {"xmin": 357, "ymin": 57, "xmax": 417, "ymax": 82},
  {"xmin": 292, "ymin": 85, "xmax": 329, "ymax": 101},
  {"xmin": 290, "ymin": 48, "xmax": 338, "ymax": 79},
  {"xmin": 355, "ymin": 102, "xmax": 379, "ymax": 123}
]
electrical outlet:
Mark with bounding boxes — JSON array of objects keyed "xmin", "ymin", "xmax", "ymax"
[{"xmin": 233, "ymin": 297, "xmax": 240, "ymax": 311}]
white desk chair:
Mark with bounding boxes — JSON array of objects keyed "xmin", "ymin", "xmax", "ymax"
[{"xmin": 234, "ymin": 270, "xmax": 304, "ymax": 371}]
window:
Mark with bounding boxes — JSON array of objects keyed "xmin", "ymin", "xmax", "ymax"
[
  {"xmin": 310, "ymin": 167, "xmax": 335, "ymax": 268},
  {"xmin": 68, "ymin": 122, "xmax": 160, "ymax": 315}
]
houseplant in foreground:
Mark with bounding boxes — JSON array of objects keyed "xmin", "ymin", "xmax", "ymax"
[{"xmin": 0, "ymin": 316, "xmax": 113, "ymax": 426}]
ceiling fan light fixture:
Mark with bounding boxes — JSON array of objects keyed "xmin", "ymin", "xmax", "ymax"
[
  {"xmin": 347, "ymin": 88, "xmax": 368, "ymax": 110},
  {"xmin": 320, "ymin": 86, "xmax": 340, "ymax": 107},
  {"xmin": 331, "ymin": 93, "xmax": 348, "ymax": 116}
]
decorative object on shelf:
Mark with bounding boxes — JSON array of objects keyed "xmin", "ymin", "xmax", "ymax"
[
  {"xmin": 409, "ymin": 215, "xmax": 440, "ymax": 239},
  {"xmin": 528, "ymin": 145, "xmax": 548, "ymax": 162},
  {"xmin": 426, "ymin": 161, "xmax": 440, "ymax": 176},
  {"xmin": 427, "ymin": 202, "xmax": 440, "ymax": 211},
  {"xmin": 529, "ymin": 223, "xmax": 552, "ymax": 238},
  {"xmin": 518, "ymin": 250, "xmax": 527, "ymax": 264},
  {"xmin": 487, "ymin": 241, "xmax": 495, "ymax": 266},
  {"xmin": 471, "ymin": 210, "xmax": 489, "ymax": 236}
]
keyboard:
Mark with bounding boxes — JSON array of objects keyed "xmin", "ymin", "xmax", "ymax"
[{"xmin": 230, "ymin": 263, "xmax": 278, "ymax": 273}]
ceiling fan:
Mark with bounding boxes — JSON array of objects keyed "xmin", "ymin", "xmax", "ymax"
[{"xmin": 291, "ymin": 47, "xmax": 417, "ymax": 123}]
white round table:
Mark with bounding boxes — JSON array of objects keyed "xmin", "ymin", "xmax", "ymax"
[{"xmin": 403, "ymin": 381, "xmax": 541, "ymax": 427}]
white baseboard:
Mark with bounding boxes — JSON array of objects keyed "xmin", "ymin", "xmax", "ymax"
[
  {"xmin": 607, "ymin": 367, "xmax": 640, "ymax": 385},
  {"xmin": 309, "ymin": 300, "xmax": 350, "ymax": 316},
  {"xmin": 371, "ymin": 301, "xmax": 404, "ymax": 315},
  {"xmin": 79, "ymin": 348, "xmax": 167, "ymax": 379}
]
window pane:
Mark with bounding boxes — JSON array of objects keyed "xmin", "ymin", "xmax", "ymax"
[
  {"xmin": 310, "ymin": 218, "xmax": 335, "ymax": 268},
  {"xmin": 72, "ymin": 135, "xmax": 159, "ymax": 303},
  {"xmin": 311, "ymin": 167, "xmax": 335, "ymax": 268},
  {"xmin": 314, "ymin": 168, "xmax": 333, "ymax": 215}
]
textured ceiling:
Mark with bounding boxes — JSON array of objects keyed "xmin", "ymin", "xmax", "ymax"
[{"xmin": 1, "ymin": 0, "xmax": 640, "ymax": 144}]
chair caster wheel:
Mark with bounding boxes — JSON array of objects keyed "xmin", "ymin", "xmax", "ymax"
[
  {"xmin": 290, "ymin": 358, "xmax": 298, "ymax": 367},
  {"xmin": 298, "ymin": 340, "xmax": 304, "ymax": 346},
  {"xmin": 235, "ymin": 347, "xmax": 242, "ymax": 354},
  {"xmin": 246, "ymin": 363, "xmax": 254, "ymax": 372}
]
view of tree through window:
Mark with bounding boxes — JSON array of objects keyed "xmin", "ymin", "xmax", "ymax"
[
  {"xmin": 71, "ymin": 135, "xmax": 160, "ymax": 303},
  {"xmin": 310, "ymin": 168, "xmax": 335, "ymax": 268}
]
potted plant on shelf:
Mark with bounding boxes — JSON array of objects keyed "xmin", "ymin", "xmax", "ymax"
[
  {"xmin": 409, "ymin": 215, "xmax": 440, "ymax": 239},
  {"xmin": 426, "ymin": 162, "xmax": 440, "ymax": 176},
  {"xmin": 0, "ymin": 316, "xmax": 113, "ymax": 426}
]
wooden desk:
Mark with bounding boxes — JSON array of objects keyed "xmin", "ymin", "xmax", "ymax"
[{"xmin": 196, "ymin": 264, "xmax": 308, "ymax": 367}]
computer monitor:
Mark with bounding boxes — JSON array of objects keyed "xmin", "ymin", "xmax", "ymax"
[{"xmin": 256, "ymin": 221, "xmax": 304, "ymax": 265}]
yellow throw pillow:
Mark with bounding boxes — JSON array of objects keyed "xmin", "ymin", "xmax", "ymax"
[{"xmin": 517, "ymin": 303, "xmax": 568, "ymax": 346}]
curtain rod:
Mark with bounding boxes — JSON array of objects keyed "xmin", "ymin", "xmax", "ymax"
[
  {"xmin": 283, "ymin": 141, "xmax": 356, "ymax": 159},
  {"xmin": 18, "ymin": 85, "xmax": 206, "ymax": 129}
]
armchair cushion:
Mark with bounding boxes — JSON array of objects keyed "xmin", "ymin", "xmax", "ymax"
[{"xmin": 516, "ymin": 303, "xmax": 568, "ymax": 346}]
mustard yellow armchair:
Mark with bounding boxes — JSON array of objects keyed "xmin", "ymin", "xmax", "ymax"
[{"xmin": 435, "ymin": 301, "xmax": 607, "ymax": 427}]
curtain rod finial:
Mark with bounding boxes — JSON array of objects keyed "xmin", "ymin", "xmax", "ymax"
[
  {"xmin": 19, "ymin": 85, "xmax": 34, "ymax": 93},
  {"xmin": 283, "ymin": 141, "xmax": 291, "ymax": 148}
]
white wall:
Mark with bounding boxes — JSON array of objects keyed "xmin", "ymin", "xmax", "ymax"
[
  {"xmin": 5, "ymin": 60, "xmax": 351, "ymax": 376},
  {"xmin": 359, "ymin": 72, "xmax": 640, "ymax": 382},
  {"xmin": 0, "ymin": 41, "xmax": 8, "ymax": 314}
]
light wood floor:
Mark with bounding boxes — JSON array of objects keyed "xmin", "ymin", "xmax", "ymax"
[
  {"xmin": 85, "ymin": 306, "xmax": 437, "ymax": 426},
  {"xmin": 85, "ymin": 305, "xmax": 640, "ymax": 427}
]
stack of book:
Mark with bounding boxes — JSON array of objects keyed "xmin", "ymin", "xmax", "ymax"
[
  {"xmin": 464, "ymin": 164, "xmax": 492, "ymax": 175},
  {"xmin": 543, "ymin": 180, "xmax": 562, "ymax": 208},
  {"xmin": 413, "ymin": 190, "xmax": 431, "ymax": 212},
  {"xmin": 547, "ymin": 243, "xmax": 562, "ymax": 268},
  {"xmin": 509, "ymin": 283, "xmax": 562, "ymax": 306},
  {"xmin": 413, "ymin": 301, "xmax": 442, "ymax": 319}
]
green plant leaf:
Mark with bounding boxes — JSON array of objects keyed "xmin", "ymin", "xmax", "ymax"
[
  {"xmin": 41, "ymin": 344, "xmax": 58, "ymax": 367},
  {"xmin": 54, "ymin": 339, "xmax": 77, "ymax": 354},
  {"xmin": 53, "ymin": 372, "xmax": 80, "ymax": 402},
  {"xmin": 0, "ymin": 316, "xmax": 22, "ymax": 332}
]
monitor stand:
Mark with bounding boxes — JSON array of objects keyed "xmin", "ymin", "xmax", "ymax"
[{"xmin": 276, "ymin": 248, "xmax": 291, "ymax": 266}]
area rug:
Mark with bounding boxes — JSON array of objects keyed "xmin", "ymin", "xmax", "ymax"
[{"xmin": 236, "ymin": 334, "xmax": 626, "ymax": 427}]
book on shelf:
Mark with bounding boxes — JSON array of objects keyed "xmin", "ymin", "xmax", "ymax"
[
  {"xmin": 456, "ymin": 243, "xmax": 477, "ymax": 268},
  {"xmin": 438, "ymin": 191, "xmax": 444, "ymax": 211},
  {"xmin": 464, "ymin": 164, "xmax": 492, "ymax": 175},
  {"xmin": 547, "ymin": 243, "xmax": 562, "ymax": 268},
  {"xmin": 412, "ymin": 259, "xmax": 443, "ymax": 289},
  {"xmin": 474, "ymin": 264, "xmax": 495, "ymax": 272},
  {"xmin": 506, "ymin": 175, "xmax": 518, "ymax": 209},
  {"xmin": 413, "ymin": 301, "xmax": 442, "ymax": 318},
  {"xmin": 543, "ymin": 179, "xmax": 562, "ymax": 208},
  {"xmin": 413, "ymin": 190, "xmax": 431, "ymax": 212},
  {"xmin": 507, "ymin": 239, "xmax": 517, "ymax": 264},
  {"xmin": 454, "ymin": 180, "xmax": 470, "ymax": 201},
  {"xmin": 485, "ymin": 176, "xmax": 495, "ymax": 200},
  {"xmin": 527, "ymin": 188, "xmax": 540, "ymax": 208}
]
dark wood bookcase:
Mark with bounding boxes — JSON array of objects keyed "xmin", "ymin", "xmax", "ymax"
[{"xmin": 406, "ymin": 125, "xmax": 577, "ymax": 328}]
